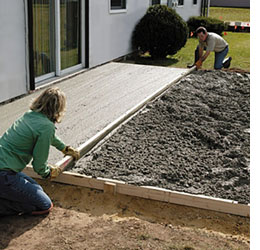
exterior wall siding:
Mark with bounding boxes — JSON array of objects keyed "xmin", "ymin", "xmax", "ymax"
[
  {"xmin": 0, "ymin": 0, "xmax": 28, "ymax": 103},
  {"xmin": 88, "ymin": 0, "xmax": 149, "ymax": 68},
  {"xmin": 173, "ymin": 1, "xmax": 202, "ymax": 21}
]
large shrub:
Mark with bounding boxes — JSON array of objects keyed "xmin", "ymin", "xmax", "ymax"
[
  {"xmin": 132, "ymin": 5, "xmax": 188, "ymax": 59},
  {"xmin": 187, "ymin": 16, "xmax": 226, "ymax": 37}
]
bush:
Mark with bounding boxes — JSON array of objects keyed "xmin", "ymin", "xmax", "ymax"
[
  {"xmin": 187, "ymin": 16, "xmax": 226, "ymax": 37},
  {"xmin": 132, "ymin": 5, "xmax": 188, "ymax": 59}
]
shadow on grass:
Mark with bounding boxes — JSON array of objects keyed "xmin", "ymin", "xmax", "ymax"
[{"xmin": 121, "ymin": 54, "xmax": 179, "ymax": 67}]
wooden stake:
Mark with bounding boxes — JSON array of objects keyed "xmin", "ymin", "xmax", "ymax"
[{"xmin": 104, "ymin": 182, "xmax": 117, "ymax": 195}]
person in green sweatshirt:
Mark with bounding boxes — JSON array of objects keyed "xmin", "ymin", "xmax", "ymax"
[{"xmin": 0, "ymin": 87, "xmax": 80, "ymax": 216}]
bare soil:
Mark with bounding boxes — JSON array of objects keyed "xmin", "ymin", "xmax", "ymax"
[
  {"xmin": 0, "ymin": 70, "xmax": 250, "ymax": 250},
  {"xmin": 0, "ymin": 181, "xmax": 250, "ymax": 250},
  {"xmin": 72, "ymin": 70, "xmax": 250, "ymax": 204}
]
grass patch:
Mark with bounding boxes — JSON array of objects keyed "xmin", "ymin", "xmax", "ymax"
[
  {"xmin": 171, "ymin": 32, "xmax": 250, "ymax": 71},
  {"xmin": 125, "ymin": 32, "xmax": 250, "ymax": 71},
  {"xmin": 209, "ymin": 7, "xmax": 250, "ymax": 22}
]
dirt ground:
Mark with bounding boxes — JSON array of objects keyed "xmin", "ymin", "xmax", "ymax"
[
  {"xmin": 0, "ymin": 181, "xmax": 250, "ymax": 250},
  {"xmin": 72, "ymin": 70, "xmax": 250, "ymax": 204},
  {"xmin": 0, "ymin": 70, "xmax": 250, "ymax": 249}
]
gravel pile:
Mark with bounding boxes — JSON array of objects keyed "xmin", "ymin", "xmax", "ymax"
[{"xmin": 71, "ymin": 70, "xmax": 250, "ymax": 204}]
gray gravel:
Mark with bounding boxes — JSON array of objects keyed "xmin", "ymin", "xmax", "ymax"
[{"xmin": 70, "ymin": 70, "xmax": 250, "ymax": 204}]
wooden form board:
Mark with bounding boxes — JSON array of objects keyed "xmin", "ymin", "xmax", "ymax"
[{"xmin": 23, "ymin": 166, "xmax": 250, "ymax": 217}]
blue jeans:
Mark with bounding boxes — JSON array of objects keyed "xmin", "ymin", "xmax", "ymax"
[
  {"xmin": 195, "ymin": 45, "xmax": 229, "ymax": 69},
  {"xmin": 214, "ymin": 46, "xmax": 229, "ymax": 69},
  {"xmin": 0, "ymin": 170, "xmax": 52, "ymax": 216}
]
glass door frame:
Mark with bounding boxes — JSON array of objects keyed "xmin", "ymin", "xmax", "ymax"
[
  {"xmin": 58, "ymin": 0, "xmax": 86, "ymax": 76},
  {"xmin": 32, "ymin": 0, "xmax": 56, "ymax": 84},
  {"xmin": 28, "ymin": 0, "xmax": 86, "ymax": 87}
]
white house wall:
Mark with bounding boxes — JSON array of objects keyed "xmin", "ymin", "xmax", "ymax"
[
  {"xmin": 0, "ymin": 0, "xmax": 28, "ymax": 103},
  {"xmin": 174, "ymin": 1, "xmax": 201, "ymax": 21},
  {"xmin": 159, "ymin": 0, "xmax": 201, "ymax": 21},
  {"xmin": 88, "ymin": 0, "xmax": 150, "ymax": 68},
  {"xmin": 161, "ymin": 0, "xmax": 168, "ymax": 5}
]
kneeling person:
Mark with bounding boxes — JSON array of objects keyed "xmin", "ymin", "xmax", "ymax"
[
  {"xmin": 188, "ymin": 26, "xmax": 232, "ymax": 70},
  {"xmin": 0, "ymin": 87, "xmax": 80, "ymax": 216}
]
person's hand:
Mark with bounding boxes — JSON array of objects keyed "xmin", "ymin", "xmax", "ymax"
[
  {"xmin": 62, "ymin": 146, "xmax": 80, "ymax": 160},
  {"xmin": 49, "ymin": 164, "xmax": 62, "ymax": 179},
  {"xmin": 195, "ymin": 59, "xmax": 202, "ymax": 69}
]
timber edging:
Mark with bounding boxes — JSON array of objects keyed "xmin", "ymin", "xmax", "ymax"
[{"xmin": 23, "ymin": 166, "xmax": 250, "ymax": 217}]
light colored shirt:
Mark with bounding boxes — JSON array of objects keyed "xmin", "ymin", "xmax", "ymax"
[
  {"xmin": 199, "ymin": 32, "xmax": 228, "ymax": 52},
  {"xmin": 0, "ymin": 110, "xmax": 66, "ymax": 178}
]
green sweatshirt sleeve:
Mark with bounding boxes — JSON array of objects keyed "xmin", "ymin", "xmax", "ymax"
[
  {"xmin": 31, "ymin": 126, "xmax": 54, "ymax": 178},
  {"xmin": 52, "ymin": 133, "xmax": 66, "ymax": 151}
]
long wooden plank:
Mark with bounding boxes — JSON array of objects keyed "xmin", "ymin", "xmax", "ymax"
[
  {"xmin": 23, "ymin": 166, "xmax": 250, "ymax": 217},
  {"xmin": 57, "ymin": 66, "xmax": 196, "ymax": 172},
  {"xmin": 23, "ymin": 166, "xmax": 104, "ymax": 190}
]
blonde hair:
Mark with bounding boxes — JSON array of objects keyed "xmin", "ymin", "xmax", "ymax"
[{"xmin": 30, "ymin": 87, "xmax": 66, "ymax": 123}]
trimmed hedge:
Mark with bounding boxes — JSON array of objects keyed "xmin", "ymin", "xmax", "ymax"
[
  {"xmin": 132, "ymin": 5, "xmax": 188, "ymax": 59},
  {"xmin": 187, "ymin": 16, "xmax": 226, "ymax": 37}
]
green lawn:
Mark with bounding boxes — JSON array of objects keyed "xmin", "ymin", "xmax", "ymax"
[
  {"xmin": 124, "ymin": 7, "xmax": 250, "ymax": 72},
  {"xmin": 209, "ymin": 7, "xmax": 250, "ymax": 22},
  {"xmin": 170, "ymin": 32, "xmax": 250, "ymax": 71},
  {"xmin": 174, "ymin": 6, "xmax": 250, "ymax": 71},
  {"xmin": 125, "ymin": 32, "xmax": 250, "ymax": 72}
]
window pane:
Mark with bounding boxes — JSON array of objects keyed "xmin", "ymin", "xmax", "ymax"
[
  {"xmin": 178, "ymin": 0, "xmax": 184, "ymax": 5},
  {"xmin": 111, "ymin": 0, "xmax": 126, "ymax": 9},
  {"xmin": 60, "ymin": 0, "xmax": 81, "ymax": 70},
  {"xmin": 152, "ymin": 0, "xmax": 160, "ymax": 5},
  {"xmin": 33, "ymin": 0, "xmax": 54, "ymax": 77}
]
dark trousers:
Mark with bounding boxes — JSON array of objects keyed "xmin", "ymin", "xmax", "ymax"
[
  {"xmin": 194, "ymin": 45, "xmax": 229, "ymax": 69},
  {"xmin": 0, "ymin": 170, "xmax": 52, "ymax": 216}
]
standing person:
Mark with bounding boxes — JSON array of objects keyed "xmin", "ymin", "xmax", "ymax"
[
  {"xmin": 188, "ymin": 26, "xmax": 232, "ymax": 70},
  {"xmin": 0, "ymin": 87, "xmax": 80, "ymax": 216}
]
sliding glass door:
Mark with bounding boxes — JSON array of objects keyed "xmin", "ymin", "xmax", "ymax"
[
  {"xmin": 32, "ymin": 0, "xmax": 83, "ymax": 84},
  {"xmin": 60, "ymin": 0, "xmax": 81, "ymax": 70},
  {"xmin": 33, "ymin": 0, "xmax": 55, "ymax": 79}
]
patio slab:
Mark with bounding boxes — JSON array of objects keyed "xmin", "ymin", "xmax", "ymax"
[{"xmin": 0, "ymin": 62, "xmax": 190, "ymax": 163}]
